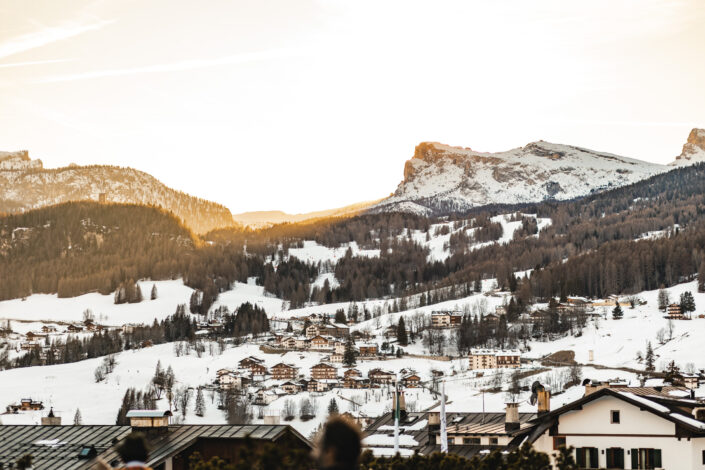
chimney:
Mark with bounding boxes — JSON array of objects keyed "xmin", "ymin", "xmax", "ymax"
[
  {"xmin": 505, "ymin": 403, "xmax": 520, "ymax": 432},
  {"xmin": 126, "ymin": 410, "xmax": 172, "ymax": 435},
  {"xmin": 537, "ymin": 389, "xmax": 551, "ymax": 415},
  {"xmin": 41, "ymin": 407, "xmax": 61, "ymax": 426}
]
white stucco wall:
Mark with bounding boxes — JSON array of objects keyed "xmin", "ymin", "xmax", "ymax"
[{"xmin": 532, "ymin": 395, "xmax": 705, "ymax": 469}]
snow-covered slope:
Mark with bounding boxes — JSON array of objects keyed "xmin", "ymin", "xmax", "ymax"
[
  {"xmin": 373, "ymin": 140, "xmax": 667, "ymax": 215},
  {"xmin": 671, "ymin": 128, "xmax": 705, "ymax": 166},
  {"xmin": 0, "ymin": 152, "xmax": 235, "ymax": 234}
]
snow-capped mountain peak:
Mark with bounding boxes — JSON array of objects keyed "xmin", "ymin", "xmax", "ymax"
[
  {"xmin": 373, "ymin": 140, "xmax": 666, "ymax": 215},
  {"xmin": 671, "ymin": 128, "xmax": 705, "ymax": 166}
]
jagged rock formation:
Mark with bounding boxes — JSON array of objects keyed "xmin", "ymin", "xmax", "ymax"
[
  {"xmin": 671, "ymin": 128, "xmax": 705, "ymax": 166},
  {"xmin": 373, "ymin": 140, "xmax": 667, "ymax": 215},
  {"xmin": 0, "ymin": 152, "xmax": 234, "ymax": 234}
]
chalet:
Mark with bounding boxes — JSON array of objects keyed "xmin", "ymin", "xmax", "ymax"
[
  {"xmin": 329, "ymin": 353, "xmax": 344, "ymax": 363},
  {"xmin": 239, "ymin": 356, "xmax": 265, "ymax": 370},
  {"xmin": 305, "ymin": 324, "xmax": 321, "ymax": 338},
  {"xmin": 295, "ymin": 337, "xmax": 310, "ymax": 349},
  {"xmin": 469, "ymin": 349, "xmax": 521, "ymax": 370},
  {"xmin": 431, "ymin": 369, "xmax": 445, "ymax": 378},
  {"xmin": 333, "ymin": 341, "xmax": 346, "ymax": 355},
  {"xmin": 25, "ymin": 331, "xmax": 47, "ymax": 341},
  {"xmin": 279, "ymin": 336, "xmax": 297, "ymax": 349},
  {"xmin": 255, "ymin": 389, "xmax": 278, "ymax": 405},
  {"xmin": 482, "ymin": 313, "xmax": 500, "ymax": 325},
  {"xmin": 309, "ymin": 335, "xmax": 331, "ymax": 351},
  {"xmin": 216, "ymin": 372, "xmax": 249, "ymax": 389},
  {"xmin": 529, "ymin": 386, "xmax": 705, "ymax": 469},
  {"xmin": 344, "ymin": 368, "xmax": 361, "ymax": 379},
  {"xmin": 249, "ymin": 363, "xmax": 268, "ymax": 381},
  {"xmin": 311, "ymin": 363, "xmax": 338, "ymax": 380},
  {"xmin": 383, "ymin": 326, "xmax": 398, "ymax": 339},
  {"xmin": 66, "ymin": 324, "xmax": 84, "ymax": 333},
  {"xmin": 0, "ymin": 422, "xmax": 311, "ymax": 470},
  {"xmin": 271, "ymin": 363, "xmax": 299, "ymax": 380},
  {"xmin": 305, "ymin": 379, "xmax": 321, "ymax": 393},
  {"xmin": 368, "ymin": 368, "xmax": 395, "ymax": 385},
  {"xmin": 495, "ymin": 305, "xmax": 507, "ymax": 316},
  {"xmin": 40, "ymin": 325, "xmax": 57, "ymax": 333},
  {"xmin": 281, "ymin": 381, "xmax": 300, "ymax": 394},
  {"xmin": 20, "ymin": 341, "xmax": 40, "ymax": 350},
  {"xmin": 127, "ymin": 409, "xmax": 172, "ymax": 428},
  {"xmin": 320, "ymin": 322, "xmax": 350, "ymax": 339},
  {"xmin": 401, "ymin": 374, "xmax": 421, "ymax": 388},
  {"xmin": 683, "ymin": 374, "xmax": 700, "ymax": 390},
  {"xmin": 358, "ymin": 343, "xmax": 378, "ymax": 357},
  {"xmin": 20, "ymin": 398, "xmax": 44, "ymax": 411},
  {"xmin": 431, "ymin": 311, "xmax": 463, "ymax": 328},
  {"xmin": 668, "ymin": 303, "xmax": 684, "ymax": 319}
]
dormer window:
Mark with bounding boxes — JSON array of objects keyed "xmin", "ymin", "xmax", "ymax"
[{"xmin": 611, "ymin": 410, "xmax": 620, "ymax": 424}]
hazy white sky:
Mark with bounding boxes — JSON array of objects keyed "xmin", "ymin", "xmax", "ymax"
[{"xmin": 1, "ymin": 0, "xmax": 704, "ymax": 213}]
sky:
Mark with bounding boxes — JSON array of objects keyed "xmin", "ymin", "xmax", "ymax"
[{"xmin": 0, "ymin": 0, "xmax": 704, "ymax": 214}]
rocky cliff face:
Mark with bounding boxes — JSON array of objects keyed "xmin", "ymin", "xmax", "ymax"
[
  {"xmin": 0, "ymin": 152, "xmax": 235, "ymax": 234},
  {"xmin": 671, "ymin": 128, "xmax": 705, "ymax": 166},
  {"xmin": 373, "ymin": 140, "xmax": 667, "ymax": 215}
]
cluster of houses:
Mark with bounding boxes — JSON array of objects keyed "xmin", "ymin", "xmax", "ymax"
[{"xmin": 214, "ymin": 354, "xmax": 423, "ymax": 405}]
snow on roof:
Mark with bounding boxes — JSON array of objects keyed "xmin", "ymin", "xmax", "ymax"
[
  {"xmin": 363, "ymin": 433, "xmax": 418, "ymax": 447},
  {"xmin": 470, "ymin": 349, "xmax": 521, "ymax": 356},
  {"xmin": 126, "ymin": 410, "xmax": 172, "ymax": 418},
  {"xmin": 617, "ymin": 392, "xmax": 670, "ymax": 413},
  {"xmin": 669, "ymin": 413, "xmax": 705, "ymax": 430}
]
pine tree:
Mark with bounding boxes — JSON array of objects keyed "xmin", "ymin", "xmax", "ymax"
[
  {"xmin": 151, "ymin": 283, "xmax": 158, "ymax": 300},
  {"xmin": 327, "ymin": 398, "xmax": 339, "ymax": 415},
  {"xmin": 195, "ymin": 388, "xmax": 206, "ymax": 417},
  {"xmin": 396, "ymin": 317, "xmax": 408, "ymax": 346},
  {"xmin": 645, "ymin": 341, "xmax": 655, "ymax": 372},
  {"xmin": 343, "ymin": 337, "xmax": 356, "ymax": 367},
  {"xmin": 680, "ymin": 291, "xmax": 696, "ymax": 319},
  {"xmin": 73, "ymin": 408, "xmax": 82, "ymax": 425},
  {"xmin": 612, "ymin": 303, "xmax": 623, "ymax": 320},
  {"xmin": 699, "ymin": 262, "xmax": 705, "ymax": 293}
]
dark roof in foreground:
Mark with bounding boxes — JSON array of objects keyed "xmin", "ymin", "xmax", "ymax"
[
  {"xmin": 0, "ymin": 424, "xmax": 311, "ymax": 470},
  {"xmin": 0, "ymin": 425, "xmax": 132, "ymax": 470},
  {"xmin": 98, "ymin": 424, "xmax": 312, "ymax": 468}
]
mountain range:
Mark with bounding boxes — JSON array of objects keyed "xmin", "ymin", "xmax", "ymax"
[{"xmin": 1, "ymin": 128, "xmax": 704, "ymax": 229}]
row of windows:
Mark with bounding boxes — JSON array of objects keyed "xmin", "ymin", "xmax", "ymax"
[{"xmin": 553, "ymin": 441, "xmax": 662, "ymax": 470}]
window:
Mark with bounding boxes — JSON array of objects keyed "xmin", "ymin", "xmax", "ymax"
[
  {"xmin": 611, "ymin": 410, "xmax": 620, "ymax": 423},
  {"xmin": 489, "ymin": 437, "xmax": 498, "ymax": 445},
  {"xmin": 553, "ymin": 436, "xmax": 567, "ymax": 450},
  {"xmin": 463, "ymin": 437, "xmax": 481, "ymax": 444},
  {"xmin": 702, "ymin": 450, "xmax": 705, "ymax": 465},
  {"xmin": 606, "ymin": 448, "xmax": 625, "ymax": 469}
]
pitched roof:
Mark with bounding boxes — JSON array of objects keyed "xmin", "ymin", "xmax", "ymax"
[
  {"xmin": 529, "ymin": 387, "xmax": 705, "ymax": 436},
  {"xmin": 0, "ymin": 425, "xmax": 132, "ymax": 470}
]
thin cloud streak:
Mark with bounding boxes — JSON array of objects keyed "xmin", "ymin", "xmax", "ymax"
[
  {"xmin": 0, "ymin": 58, "xmax": 74, "ymax": 68},
  {"xmin": 35, "ymin": 47, "xmax": 309, "ymax": 83},
  {"xmin": 0, "ymin": 20, "xmax": 114, "ymax": 60}
]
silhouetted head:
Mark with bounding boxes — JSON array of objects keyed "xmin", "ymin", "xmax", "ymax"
[
  {"xmin": 316, "ymin": 417, "xmax": 362, "ymax": 470},
  {"xmin": 117, "ymin": 432, "xmax": 150, "ymax": 464}
]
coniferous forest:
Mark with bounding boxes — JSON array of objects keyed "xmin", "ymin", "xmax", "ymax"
[{"xmin": 2, "ymin": 163, "xmax": 705, "ymax": 308}]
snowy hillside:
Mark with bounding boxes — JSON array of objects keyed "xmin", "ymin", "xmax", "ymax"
[
  {"xmin": 2, "ymin": 271, "xmax": 705, "ymax": 438},
  {"xmin": 0, "ymin": 152, "xmax": 235, "ymax": 234},
  {"xmin": 671, "ymin": 128, "xmax": 705, "ymax": 166},
  {"xmin": 373, "ymin": 140, "xmax": 667, "ymax": 215}
]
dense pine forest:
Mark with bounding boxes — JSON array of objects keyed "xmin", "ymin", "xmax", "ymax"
[{"xmin": 2, "ymin": 163, "xmax": 705, "ymax": 306}]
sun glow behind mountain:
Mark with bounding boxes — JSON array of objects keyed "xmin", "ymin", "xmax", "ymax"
[{"xmin": 0, "ymin": 0, "xmax": 704, "ymax": 213}]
